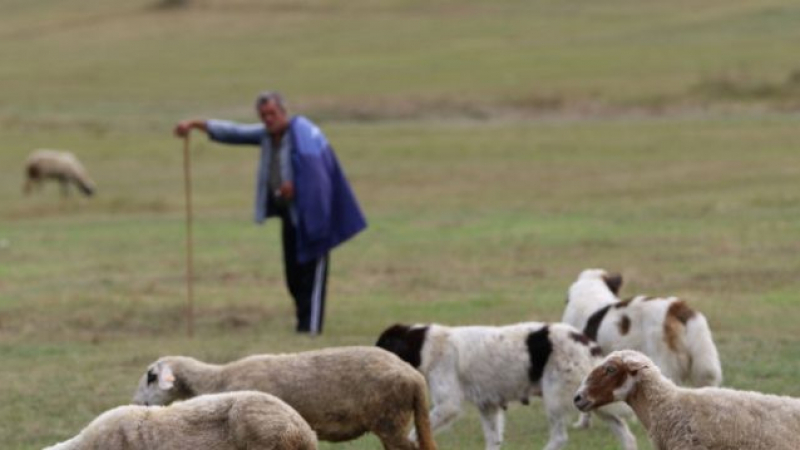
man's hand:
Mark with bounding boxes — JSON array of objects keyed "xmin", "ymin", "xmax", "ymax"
[
  {"xmin": 278, "ymin": 181, "xmax": 295, "ymax": 200},
  {"xmin": 174, "ymin": 120, "xmax": 207, "ymax": 138}
]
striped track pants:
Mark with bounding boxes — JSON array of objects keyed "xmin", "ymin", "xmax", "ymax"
[{"xmin": 281, "ymin": 211, "xmax": 329, "ymax": 335}]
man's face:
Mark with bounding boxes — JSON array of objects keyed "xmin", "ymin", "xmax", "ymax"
[{"xmin": 258, "ymin": 100, "xmax": 289, "ymax": 134}]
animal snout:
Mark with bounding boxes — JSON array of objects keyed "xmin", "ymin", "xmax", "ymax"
[{"xmin": 573, "ymin": 392, "xmax": 592, "ymax": 412}]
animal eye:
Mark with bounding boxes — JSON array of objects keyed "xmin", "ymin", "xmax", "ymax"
[
  {"xmin": 605, "ymin": 365, "xmax": 617, "ymax": 375},
  {"xmin": 147, "ymin": 371, "xmax": 157, "ymax": 385}
]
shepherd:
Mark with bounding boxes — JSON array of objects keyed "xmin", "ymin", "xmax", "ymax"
[{"xmin": 174, "ymin": 91, "xmax": 367, "ymax": 335}]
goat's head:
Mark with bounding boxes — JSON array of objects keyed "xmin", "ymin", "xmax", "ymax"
[{"xmin": 574, "ymin": 350, "xmax": 651, "ymax": 411}]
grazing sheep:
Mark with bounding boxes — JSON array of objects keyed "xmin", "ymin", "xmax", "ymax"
[
  {"xmin": 575, "ymin": 350, "xmax": 800, "ymax": 450},
  {"xmin": 44, "ymin": 391, "xmax": 317, "ymax": 450},
  {"xmin": 132, "ymin": 346, "xmax": 437, "ymax": 450},
  {"xmin": 23, "ymin": 149, "xmax": 95, "ymax": 197},
  {"xmin": 563, "ymin": 268, "xmax": 722, "ymax": 387},
  {"xmin": 376, "ymin": 322, "xmax": 636, "ymax": 450}
]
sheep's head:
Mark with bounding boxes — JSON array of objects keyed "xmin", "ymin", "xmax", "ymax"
[
  {"xmin": 573, "ymin": 350, "xmax": 652, "ymax": 412},
  {"xmin": 131, "ymin": 358, "xmax": 183, "ymax": 406}
]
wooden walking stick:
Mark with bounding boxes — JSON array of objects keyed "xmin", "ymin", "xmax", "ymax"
[{"xmin": 182, "ymin": 135, "xmax": 195, "ymax": 337}]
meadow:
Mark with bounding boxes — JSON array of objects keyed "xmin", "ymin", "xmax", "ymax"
[{"xmin": 2, "ymin": 1, "xmax": 800, "ymax": 449}]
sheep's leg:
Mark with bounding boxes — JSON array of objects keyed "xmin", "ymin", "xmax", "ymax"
[
  {"xmin": 376, "ymin": 432, "xmax": 417, "ymax": 450},
  {"xmin": 374, "ymin": 426, "xmax": 417, "ymax": 450},
  {"xmin": 374, "ymin": 413, "xmax": 418, "ymax": 450},
  {"xmin": 594, "ymin": 409, "xmax": 637, "ymax": 450},
  {"xmin": 59, "ymin": 177, "xmax": 70, "ymax": 197},
  {"xmin": 572, "ymin": 412, "xmax": 592, "ymax": 429},
  {"xmin": 24, "ymin": 166, "xmax": 39, "ymax": 195},
  {"xmin": 478, "ymin": 405, "xmax": 505, "ymax": 450},
  {"xmin": 371, "ymin": 408, "xmax": 424, "ymax": 450}
]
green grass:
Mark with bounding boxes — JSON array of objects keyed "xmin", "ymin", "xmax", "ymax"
[{"xmin": 2, "ymin": 1, "xmax": 800, "ymax": 449}]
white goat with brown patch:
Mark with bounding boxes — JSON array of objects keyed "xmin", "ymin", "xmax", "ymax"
[
  {"xmin": 575, "ymin": 350, "xmax": 800, "ymax": 450},
  {"xmin": 563, "ymin": 269, "xmax": 722, "ymax": 387},
  {"xmin": 23, "ymin": 149, "xmax": 95, "ymax": 197},
  {"xmin": 132, "ymin": 347, "xmax": 436, "ymax": 450},
  {"xmin": 44, "ymin": 391, "xmax": 317, "ymax": 450}
]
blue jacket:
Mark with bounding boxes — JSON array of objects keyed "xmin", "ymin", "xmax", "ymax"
[{"xmin": 207, "ymin": 116, "xmax": 367, "ymax": 263}]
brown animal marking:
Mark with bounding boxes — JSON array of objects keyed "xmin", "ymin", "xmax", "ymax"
[
  {"xmin": 602, "ymin": 273, "xmax": 623, "ymax": 295},
  {"xmin": 569, "ymin": 332, "xmax": 604, "ymax": 357},
  {"xmin": 582, "ymin": 357, "xmax": 629, "ymax": 409},
  {"xmin": 668, "ymin": 300, "xmax": 696, "ymax": 324},
  {"xmin": 614, "ymin": 297, "xmax": 634, "ymax": 309},
  {"xmin": 617, "ymin": 315, "xmax": 631, "ymax": 335},
  {"xmin": 663, "ymin": 300, "xmax": 696, "ymax": 351},
  {"xmin": 569, "ymin": 331, "xmax": 592, "ymax": 347}
]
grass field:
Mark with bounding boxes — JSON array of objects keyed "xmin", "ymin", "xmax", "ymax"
[{"xmin": 2, "ymin": 1, "xmax": 800, "ymax": 449}]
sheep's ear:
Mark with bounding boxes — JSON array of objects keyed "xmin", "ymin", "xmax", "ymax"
[
  {"xmin": 603, "ymin": 273, "xmax": 623, "ymax": 296},
  {"xmin": 157, "ymin": 363, "xmax": 176, "ymax": 390},
  {"xmin": 623, "ymin": 358, "xmax": 648, "ymax": 378}
]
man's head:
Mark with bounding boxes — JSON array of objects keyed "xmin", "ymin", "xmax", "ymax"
[{"xmin": 255, "ymin": 91, "xmax": 289, "ymax": 135}]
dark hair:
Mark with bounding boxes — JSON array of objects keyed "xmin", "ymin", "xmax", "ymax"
[{"xmin": 254, "ymin": 91, "xmax": 286, "ymax": 112}]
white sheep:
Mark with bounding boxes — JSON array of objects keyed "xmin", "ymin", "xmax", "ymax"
[
  {"xmin": 575, "ymin": 350, "xmax": 800, "ymax": 450},
  {"xmin": 377, "ymin": 322, "xmax": 637, "ymax": 450},
  {"xmin": 563, "ymin": 268, "xmax": 722, "ymax": 387},
  {"xmin": 44, "ymin": 391, "xmax": 317, "ymax": 450},
  {"xmin": 132, "ymin": 346, "xmax": 437, "ymax": 450},
  {"xmin": 23, "ymin": 149, "xmax": 95, "ymax": 197}
]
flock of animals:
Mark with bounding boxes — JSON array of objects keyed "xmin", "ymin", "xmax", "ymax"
[{"xmin": 42, "ymin": 268, "xmax": 800, "ymax": 450}]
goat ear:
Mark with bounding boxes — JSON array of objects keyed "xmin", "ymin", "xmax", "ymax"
[
  {"xmin": 157, "ymin": 363, "xmax": 176, "ymax": 390},
  {"xmin": 603, "ymin": 273, "xmax": 623, "ymax": 296}
]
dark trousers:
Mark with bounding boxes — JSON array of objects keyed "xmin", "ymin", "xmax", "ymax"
[{"xmin": 277, "ymin": 204, "xmax": 329, "ymax": 334}]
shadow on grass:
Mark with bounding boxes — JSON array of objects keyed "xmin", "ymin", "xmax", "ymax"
[
  {"xmin": 0, "ymin": 301, "xmax": 279, "ymax": 344},
  {"xmin": 691, "ymin": 69, "xmax": 800, "ymax": 104}
]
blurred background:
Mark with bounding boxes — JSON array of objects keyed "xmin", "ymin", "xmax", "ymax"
[{"xmin": 1, "ymin": 1, "xmax": 799, "ymax": 448}]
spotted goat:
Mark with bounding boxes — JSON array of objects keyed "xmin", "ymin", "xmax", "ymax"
[
  {"xmin": 562, "ymin": 269, "xmax": 722, "ymax": 387},
  {"xmin": 377, "ymin": 322, "xmax": 637, "ymax": 450}
]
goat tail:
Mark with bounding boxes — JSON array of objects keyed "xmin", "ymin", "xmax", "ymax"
[
  {"xmin": 413, "ymin": 379, "xmax": 437, "ymax": 450},
  {"xmin": 685, "ymin": 313, "xmax": 723, "ymax": 387}
]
